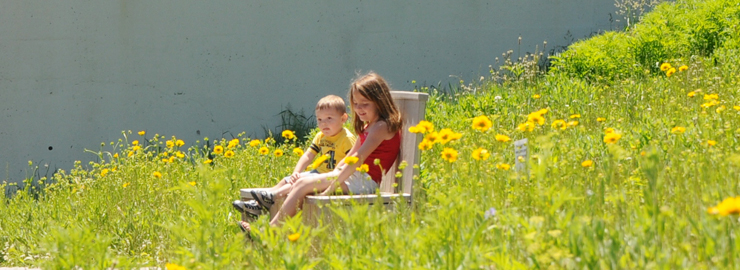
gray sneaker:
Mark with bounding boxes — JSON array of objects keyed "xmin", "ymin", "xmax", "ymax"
[
  {"xmin": 251, "ymin": 190, "xmax": 275, "ymax": 210},
  {"xmin": 232, "ymin": 200, "xmax": 263, "ymax": 220}
]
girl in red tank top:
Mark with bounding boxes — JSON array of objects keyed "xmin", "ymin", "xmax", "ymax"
[{"xmin": 239, "ymin": 72, "xmax": 402, "ymax": 231}]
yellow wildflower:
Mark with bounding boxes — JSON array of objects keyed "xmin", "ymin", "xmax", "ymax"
[
  {"xmin": 225, "ymin": 150, "xmax": 235, "ymax": 158},
  {"xmin": 288, "ymin": 233, "xmax": 301, "ymax": 242},
  {"xmin": 189, "ymin": 181, "xmax": 196, "ymax": 186},
  {"xmin": 581, "ymin": 160, "xmax": 593, "ymax": 168},
  {"xmin": 415, "ymin": 120, "xmax": 435, "ymax": 133},
  {"xmin": 597, "ymin": 117, "xmax": 606, "ymax": 122},
  {"xmin": 418, "ymin": 139, "xmax": 434, "ymax": 151},
  {"xmin": 127, "ymin": 151, "xmax": 134, "ymax": 157},
  {"xmin": 100, "ymin": 169, "xmax": 109, "ymax": 177},
  {"xmin": 132, "ymin": 140, "xmax": 139, "ymax": 146},
  {"xmin": 113, "ymin": 153, "xmax": 119, "ymax": 158},
  {"xmin": 471, "ymin": 115, "xmax": 492, "ymax": 132},
  {"xmin": 357, "ymin": 164, "xmax": 369, "ymax": 173},
  {"xmin": 165, "ymin": 263, "xmax": 186, "ymax": 270},
  {"xmin": 441, "ymin": 148, "xmax": 458, "ymax": 163},
  {"xmin": 671, "ymin": 126, "xmax": 686, "ymax": 134},
  {"xmin": 687, "ymin": 91, "xmax": 697, "ymax": 97},
  {"xmin": 551, "ymin": 120, "xmax": 567, "ymax": 130},
  {"xmin": 310, "ymin": 154, "xmax": 329, "ymax": 170},
  {"xmin": 176, "ymin": 139, "xmax": 185, "ymax": 147},
  {"xmin": 176, "ymin": 151, "xmax": 185, "ymax": 158},
  {"xmin": 678, "ymin": 65, "xmax": 688, "ymax": 72},
  {"xmin": 274, "ymin": 149, "xmax": 284, "ymax": 157},
  {"xmin": 153, "ymin": 171, "xmax": 162, "ymax": 178},
  {"xmin": 408, "ymin": 126, "xmax": 421, "ymax": 133},
  {"xmin": 605, "ymin": 127, "xmax": 615, "ymax": 134},
  {"xmin": 707, "ymin": 140, "xmax": 717, "ymax": 146},
  {"xmin": 569, "ymin": 114, "xmax": 581, "ymax": 119},
  {"xmin": 258, "ymin": 147, "xmax": 269, "ymax": 155},
  {"xmin": 716, "ymin": 105, "xmax": 726, "ymax": 113},
  {"xmin": 472, "ymin": 148, "xmax": 490, "ymax": 161},
  {"xmin": 527, "ymin": 111, "xmax": 546, "ymax": 125},
  {"xmin": 660, "ymin": 63, "xmax": 671, "ymax": 71},
  {"xmin": 293, "ymin": 148, "xmax": 304, "ymax": 156},
  {"xmin": 532, "ymin": 94, "xmax": 541, "ymax": 99},
  {"xmin": 437, "ymin": 128, "xmax": 457, "ymax": 144},
  {"xmin": 603, "ymin": 133, "xmax": 622, "ymax": 144},
  {"xmin": 704, "ymin": 94, "xmax": 719, "ymax": 100},
  {"xmin": 344, "ymin": 156, "xmax": 359, "ymax": 165},
  {"xmin": 123, "ymin": 182, "xmax": 130, "ymax": 188},
  {"xmin": 496, "ymin": 163, "xmax": 511, "ymax": 171},
  {"xmin": 734, "ymin": 106, "xmax": 740, "ymax": 111},
  {"xmin": 666, "ymin": 68, "xmax": 676, "ymax": 77},
  {"xmin": 227, "ymin": 138, "xmax": 239, "ymax": 148},
  {"xmin": 282, "ymin": 130, "xmax": 296, "ymax": 140},
  {"xmin": 132, "ymin": 145, "xmax": 141, "ymax": 152},
  {"xmin": 166, "ymin": 141, "xmax": 174, "ymax": 148},
  {"xmin": 495, "ymin": 134, "xmax": 511, "ymax": 142},
  {"xmin": 204, "ymin": 159, "xmax": 212, "ymax": 164},
  {"xmin": 517, "ymin": 121, "xmax": 535, "ymax": 132},
  {"xmin": 567, "ymin": 121, "xmax": 579, "ymax": 127},
  {"xmin": 138, "ymin": 130, "xmax": 146, "ymax": 136},
  {"xmin": 213, "ymin": 145, "xmax": 224, "ymax": 155},
  {"xmin": 707, "ymin": 197, "xmax": 740, "ymax": 216},
  {"xmin": 425, "ymin": 132, "xmax": 440, "ymax": 144},
  {"xmin": 249, "ymin": 139, "xmax": 260, "ymax": 147},
  {"xmin": 169, "ymin": 156, "xmax": 175, "ymax": 163}
]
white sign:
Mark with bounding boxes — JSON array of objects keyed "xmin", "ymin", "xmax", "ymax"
[{"xmin": 514, "ymin": 139, "xmax": 528, "ymax": 172}]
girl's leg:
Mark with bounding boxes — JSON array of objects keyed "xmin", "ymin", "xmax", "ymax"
[{"xmin": 269, "ymin": 174, "xmax": 340, "ymax": 226}]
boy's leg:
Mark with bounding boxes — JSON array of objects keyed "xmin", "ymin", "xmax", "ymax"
[{"xmin": 269, "ymin": 173, "xmax": 338, "ymax": 226}]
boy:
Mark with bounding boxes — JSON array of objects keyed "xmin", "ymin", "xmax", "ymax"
[{"xmin": 232, "ymin": 95, "xmax": 356, "ymax": 219}]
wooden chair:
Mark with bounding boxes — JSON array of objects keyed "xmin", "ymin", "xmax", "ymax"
[{"xmin": 238, "ymin": 91, "xmax": 428, "ymax": 225}]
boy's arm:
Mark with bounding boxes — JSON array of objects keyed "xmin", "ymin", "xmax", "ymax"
[{"xmin": 293, "ymin": 151, "xmax": 316, "ymax": 174}]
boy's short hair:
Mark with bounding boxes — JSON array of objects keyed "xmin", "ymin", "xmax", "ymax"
[{"xmin": 315, "ymin": 95, "xmax": 347, "ymax": 114}]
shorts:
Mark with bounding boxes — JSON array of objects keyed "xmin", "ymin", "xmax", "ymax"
[
  {"xmin": 282, "ymin": 170, "xmax": 319, "ymax": 183},
  {"xmin": 343, "ymin": 171, "xmax": 379, "ymax": 195}
]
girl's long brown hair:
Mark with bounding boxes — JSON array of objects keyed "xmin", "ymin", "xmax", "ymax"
[{"xmin": 348, "ymin": 72, "xmax": 402, "ymax": 135}]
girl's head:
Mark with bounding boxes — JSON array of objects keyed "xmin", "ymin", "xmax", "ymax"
[{"xmin": 348, "ymin": 72, "xmax": 402, "ymax": 134}]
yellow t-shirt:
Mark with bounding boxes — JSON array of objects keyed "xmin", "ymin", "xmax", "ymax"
[{"xmin": 307, "ymin": 127, "xmax": 356, "ymax": 173}]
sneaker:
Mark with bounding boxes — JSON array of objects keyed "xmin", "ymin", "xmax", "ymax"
[
  {"xmin": 251, "ymin": 190, "xmax": 275, "ymax": 210},
  {"xmin": 232, "ymin": 200, "xmax": 263, "ymax": 219}
]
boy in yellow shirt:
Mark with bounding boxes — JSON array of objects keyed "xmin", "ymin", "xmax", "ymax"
[{"xmin": 233, "ymin": 95, "xmax": 356, "ymax": 219}]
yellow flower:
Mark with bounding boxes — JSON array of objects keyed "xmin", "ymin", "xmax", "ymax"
[
  {"xmin": 551, "ymin": 120, "xmax": 567, "ymax": 130},
  {"xmin": 408, "ymin": 126, "xmax": 421, "ymax": 133},
  {"xmin": 204, "ymin": 159, "xmax": 212, "ymax": 164},
  {"xmin": 716, "ymin": 105, "xmax": 726, "ymax": 113},
  {"xmin": 166, "ymin": 141, "xmax": 174, "ymax": 148},
  {"xmin": 258, "ymin": 147, "xmax": 269, "ymax": 155},
  {"xmin": 517, "ymin": 121, "xmax": 535, "ymax": 132},
  {"xmin": 165, "ymin": 263, "xmax": 186, "ymax": 270},
  {"xmin": 176, "ymin": 139, "xmax": 185, "ymax": 147},
  {"xmin": 132, "ymin": 145, "xmax": 141, "ymax": 152},
  {"xmin": 441, "ymin": 148, "xmax": 458, "ymax": 163},
  {"xmin": 132, "ymin": 140, "xmax": 139, "ymax": 146},
  {"xmin": 708, "ymin": 197, "xmax": 740, "ymax": 216},
  {"xmin": 603, "ymin": 133, "xmax": 622, "ymax": 144},
  {"xmin": 249, "ymin": 139, "xmax": 261, "ymax": 147},
  {"xmin": 569, "ymin": 114, "xmax": 581, "ymax": 119},
  {"xmin": 274, "ymin": 149, "xmax": 284, "ymax": 157},
  {"xmin": 687, "ymin": 91, "xmax": 697, "ymax": 97},
  {"xmin": 288, "ymin": 232, "xmax": 301, "ymax": 242},
  {"xmin": 416, "ymin": 120, "xmax": 435, "ymax": 133},
  {"xmin": 282, "ymin": 130, "xmax": 296, "ymax": 140},
  {"xmin": 225, "ymin": 150, "xmax": 235, "ymax": 158},
  {"xmin": 357, "ymin": 164, "xmax": 369, "ymax": 173},
  {"xmin": 567, "ymin": 121, "xmax": 579, "ymax": 127},
  {"xmin": 678, "ymin": 65, "xmax": 688, "ymax": 72},
  {"xmin": 227, "ymin": 138, "xmax": 240, "ymax": 148},
  {"xmin": 527, "ymin": 114, "xmax": 545, "ymax": 125},
  {"xmin": 425, "ymin": 132, "xmax": 440, "ymax": 144},
  {"xmin": 437, "ymin": 128, "xmax": 457, "ymax": 144},
  {"xmin": 176, "ymin": 151, "xmax": 185, "ymax": 158},
  {"xmin": 532, "ymin": 94, "xmax": 541, "ymax": 99},
  {"xmin": 293, "ymin": 148, "xmax": 304, "ymax": 156},
  {"xmin": 496, "ymin": 163, "xmax": 511, "ymax": 170},
  {"xmin": 310, "ymin": 154, "xmax": 329, "ymax": 170},
  {"xmin": 734, "ymin": 106, "xmax": 740, "ymax": 111},
  {"xmin": 265, "ymin": 137, "xmax": 273, "ymax": 144},
  {"xmin": 671, "ymin": 126, "xmax": 686, "ymax": 134},
  {"xmin": 666, "ymin": 68, "xmax": 676, "ymax": 77},
  {"xmin": 471, "ymin": 115, "xmax": 492, "ymax": 132},
  {"xmin": 189, "ymin": 181, "xmax": 196, "ymax": 186},
  {"xmin": 161, "ymin": 158, "xmax": 169, "ymax": 163},
  {"xmin": 495, "ymin": 134, "xmax": 511, "ymax": 142},
  {"xmin": 100, "ymin": 169, "xmax": 109, "ymax": 177},
  {"xmin": 138, "ymin": 130, "xmax": 146, "ymax": 136},
  {"xmin": 213, "ymin": 145, "xmax": 224, "ymax": 155},
  {"xmin": 581, "ymin": 160, "xmax": 593, "ymax": 168},
  {"xmin": 701, "ymin": 100, "xmax": 720, "ymax": 108},
  {"xmin": 169, "ymin": 156, "xmax": 175, "ymax": 163},
  {"xmin": 707, "ymin": 140, "xmax": 717, "ymax": 146},
  {"xmin": 123, "ymin": 182, "xmax": 130, "ymax": 188},
  {"xmin": 472, "ymin": 148, "xmax": 490, "ymax": 161},
  {"xmin": 113, "ymin": 153, "xmax": 119, "ymax": 158},
  {"xmin": 597, "ymin": 117, "xmax": 606, "ymax": 122},
  {"xmin": 418, "ymin": 139, "xmax": 434, "ymax": 151},
  {"xmin": 605, "ymin": 127, "xmax": 615, "ymax": 134},
  {"xmin": 153, "ymin": 171, "xmax": 162, "ymax": 178},
  {"xmin": 660, "ymin": 63, "xmax": 671, "ymax": 71},
  {"xmin": 344, "ymin": 156, "xmax": 359, "ymax": 165},
  {"xmin": 704, "ymin": 94, "xmax": 719, "ymax": 100},
  {"xmin": 127, "ymin": 151, "xmax": 134, "ymax": 157}
]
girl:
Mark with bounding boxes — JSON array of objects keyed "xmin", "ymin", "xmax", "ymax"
[{"xmin": 239, "ymin": 72, "xmax": 402, "ymax": 232}]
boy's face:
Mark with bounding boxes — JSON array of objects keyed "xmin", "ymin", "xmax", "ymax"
[{"xmin": 316, "ymin": 108, "xmax": 347, "ymax": 137}]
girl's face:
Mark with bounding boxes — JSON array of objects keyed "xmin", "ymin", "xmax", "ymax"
[{"xmin": 352, "ymin": 89, "xmax": 378, "ymax": 123}]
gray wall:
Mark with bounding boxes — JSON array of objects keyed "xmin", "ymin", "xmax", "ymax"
[{"xmin": 0, "ymin": 1, "xmax": 618, "ymax": 183}]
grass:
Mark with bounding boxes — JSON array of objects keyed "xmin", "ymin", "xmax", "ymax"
[{"xmin": 3, "ymin": 0, "xmax": 740, "ymax": 268}]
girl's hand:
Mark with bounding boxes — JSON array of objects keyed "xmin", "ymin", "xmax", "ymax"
[{"xmin": 287, "ymin": 172, "xmax": 301, "ymax": 184}]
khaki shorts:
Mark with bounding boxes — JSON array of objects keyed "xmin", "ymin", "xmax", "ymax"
[{"xmin": 343, "ymin": 171, "xmax": 378, "ymax": 195}]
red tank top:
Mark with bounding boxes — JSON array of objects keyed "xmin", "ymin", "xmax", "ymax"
[{"xmin": 359, "ymin": 131, "xmax": 401, "ymax": 184}]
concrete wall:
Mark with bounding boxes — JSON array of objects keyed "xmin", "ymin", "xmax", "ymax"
[{"xmin": 0, "ymin": 1, "xmax": 618, "ymax": 183}]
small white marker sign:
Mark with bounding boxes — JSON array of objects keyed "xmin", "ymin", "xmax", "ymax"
[{"xmin": 514, "ymin": 138, "xmax": 528, "ymax": 172}]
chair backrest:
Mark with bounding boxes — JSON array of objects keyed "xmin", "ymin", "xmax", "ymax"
[{"xmin": 379, "ymin": 91, "xmax": 428, "ymax": 195}]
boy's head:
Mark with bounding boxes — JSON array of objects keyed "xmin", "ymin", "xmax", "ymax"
[{"xmin": 315, "ymin": 95, "xmax": 348, "ymax": 137}]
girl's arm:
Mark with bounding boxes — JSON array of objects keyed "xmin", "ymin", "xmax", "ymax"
[{"xmin": 320, "ymin": 121, "xmax": 394, "ymax": 194}]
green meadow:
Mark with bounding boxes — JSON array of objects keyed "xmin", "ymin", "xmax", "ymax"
[{"xmin": 2, "ymin": 0, "xmax": 740, "ymax": 268}]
